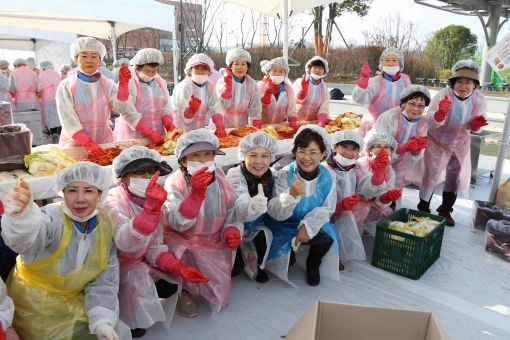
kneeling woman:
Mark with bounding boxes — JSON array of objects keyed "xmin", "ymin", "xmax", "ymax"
[
  {"xmin": 265, "ymin": 125, "xmax": 339, "ymax": 286},
  {"xmin": 1, "ymin": 162, "xmax": 120, "ymax": 340},
  {"xmin": 227, "ymin": 132, "xmax": 278, "ymax": 283},
  {"xmin": 105, "ymin": 146, "xmax": 207, "ymax": 338}
]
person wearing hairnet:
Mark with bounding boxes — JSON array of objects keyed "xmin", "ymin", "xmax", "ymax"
[
  {"xmin": 417, "ymin": 60, "xmax": 488, "ymax": 226},
  {"xmin": 172, "ymin": 53, "xmax": 226, "ymax": 137},
  {"xmin": 56, "ymin": 37, "xmax": 139, "ymax": 156},
  {"xmin": 227, "ymin": 132, "xmax": 277, "ymax": 282},
  {"xmin": 325, "ymin": 130, "xmax": 388, "ymax": 267},
  {"xmin": 0, "ymin": 278, "xmax": 19, "ymax": 340},
  {"xmin": 216, "ymin": 48, "xmax": 262, "ymax": 128},
  {"xmin": 265, "ymin": 125, "xmax": 339, "ymax": 286},
  {"xmin": 292, "ymin": 56, "xmax": 330, "ymax": 125},
  {"xmin": 373, "ymin": 85, "xmax": 429, "ymax": 191},
  {"xmin": 0, "ymin": 60, "xmax": 11, "ymax": 79},
  {"xmin": 164, "ymin": 129, "xmax": 242, "ymax": 317},
  {"xmin": 353, "ymin": 133, "xmax": 400, "ymax": 234},
  {"xmin": 26, "ymin": 57, "xmax": 40, "ymax": 76},
  {"xmin": 114, "ymin": 48, "xmax": 175, "ymax": 144},
  {"xmin": 352, "ymin": 47, "xmax": 411, "ymax": 136},
  {"xmin": 257, "ymin": 57, "xmax": 297, "ymax": 129},
  {"xmin": 59, "ymin": 64, "xmax": 73, "ymax": 80},
  {"xmin": 38, "ymin": 61, "xmax": 62, "ymax": 142},
  {"xmin": 0, "ymin": 60, "xmax": 12, "ymax": 105},
  {"xmin": 105, "ymin": 146, "xmax": 207, "ymax": 338},
  {"xmin": 9, "ymin": 58, "xmax": 40, "ymax": 111},
  {"xmin": 112, "ymin": 58, "xmax": 130, "ymax": 84},
  {"xmin": 1, "ymin": 162, "xmax": 121, "ymax": 340}
]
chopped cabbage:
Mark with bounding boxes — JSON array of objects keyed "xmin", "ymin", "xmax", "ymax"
[{"xmin": 24, "ymin": 145, "xmax": 76, "ymax": 176}]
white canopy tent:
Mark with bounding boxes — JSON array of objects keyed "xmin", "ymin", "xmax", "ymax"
[{"xmin": 227, "ymin": 0, "xmax": 335, "ymax": 60}]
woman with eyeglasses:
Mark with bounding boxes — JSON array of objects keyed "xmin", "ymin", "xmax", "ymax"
[{"xmin": 373, "ymin": 85, "xmax": 430, "ymax": 192}]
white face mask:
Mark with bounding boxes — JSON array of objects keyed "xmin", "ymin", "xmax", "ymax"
[
  {"xmin": 310, "ymin": 73, "xmax": 325, "ymax": 80},
  {"xmin": 187, "ymin": 160, "xmax": 216, "ymax": 175},
  {"xmin": 454, "ymin": 90, "xmax": 472, "ymax": 98},
  {"xmin": 128, "ymin": 177, "xmax": 151, "ymax": 198},
  {"xmin": 191, "ymin": 74, "xmax": 209, "ymax": 85},
  {"xmin": 334, "ymin": 154, "xmax": 357, "ymax": 167},
  {"xmin": 270, "ymin": 75, "xmax": 285, "ymax": 84},
  {"xmin": 138, "ymin": 71, "xmax": 154, "ymax": 82},
  {"xmin": 383, "ymin": 65, "xmax": 400, "ymax": 75},
  {"xmin": 63, "ymin": 205, "xmax": 99, "ymax": 223}
]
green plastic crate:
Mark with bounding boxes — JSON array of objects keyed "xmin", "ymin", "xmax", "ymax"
[{"xmin": 371, "ymin": 208, "xmax": 446, "ymax": 280}]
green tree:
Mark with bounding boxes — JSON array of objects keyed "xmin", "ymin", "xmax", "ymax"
[{"xmin": 424, "ymin": 25, "xmax": 478, "ymax": 69}]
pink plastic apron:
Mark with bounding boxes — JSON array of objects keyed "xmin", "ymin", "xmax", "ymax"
[
  {"xmin": 222, "ymin": 76, "xmax": 255, "ymax": 128},
  {"xmin": 296, "ymin": 80, "xmax": 328, "ymax": 121},
  {"xmin": 176, "ymin": 79, "xmax": 216, "ymax": 132},
  {"xmin": 12, "ymin": 66, "xmax": 39, "ymax": 111},
  {"xmin": 257, "ymin": 81, "xmax": 294, "ymax": 124},
  {"xmin": 38, "ymin": 69, "xmax": 61, "ymax": 129}
]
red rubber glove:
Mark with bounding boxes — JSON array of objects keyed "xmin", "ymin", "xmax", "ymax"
[
  {"xmin": 470, "ymin": 115, "xmax": 488, "ymax": 131},
  {"xmin": 410, "ymin": 136, "xmax": 428, "ymax": 156},
  {"xmin": 357, "ymin": 61, "xmax": 371, "ymax": 89},
  {"xmin": 136, "ymin": 119, "xmax": 164, "ymax": 144},
  {"xmin": 72, "ymin": 130, "xmax": 106, "ymax": 157},
  {"xmin": 184, "ymin": 95, "xmax": 201, "ymax": 119},
  {"xmin": 221, "ymin": 68, "xmax": 233, "ymax": 99},
  {"xmin": 156, "ymin": 252, "xmax": 208, "ymax": 283},
  {"xmin": 370, "ymin": 149, "xmax": 390, "ymax": 186},
  {"xmin": 396, "ymin": 136, "xmax": 420, "ymax": 155},
  {"xmin": 288, "ymin": 116, "xmax": 298, "ymax": 130},
  {"xmin": 261, "ymin": 77, "xmax": 274, "ymax": 106},
  {"xmin": 212, "ymin": 113, "xmax": 227, "ymax": 137},
  {"xmin": 179, "ymin": 167, "xmax": 212, "ymax": 219},
  {"xmin": 162, "ymin": 115, "xmax": 175, "ymax": 132},
  {"xmin": 380, "ymin": 188, "xmax": 402, "ymax": 204},
  {"xmin": 318, "ymin": 113, "xmax": 331, "ymax": 127},
  {"xmin": 223, "ymin": 226, "xmax": 241, "ymax": 250},
  {"xmin": 297, "ymin": 74, "xmax": 309, "ymax": 100},
  {"xmin": 252, "ymin": 119, "xmax": 262, "ymax": 128},
  {"xmin": 117, "ymin": 64, "xmax": 131, "ymax": 101},
  {"xmin": 0, "ymin": 199, "xmax": 4, "ymax": 215},
  {"xmin": 133, "ymin": 172, "xmax": 167, "ymax": 235},
  {"xmin": 0, "ymin": 323, "xmax": 5, "ymax": 340},
  {"xmin": 341, "ymin": 195, "xmax": 359, "ymax": 211},
  {"xmin": 434, "ymin": 95, "xmax": 451, "ymax": 122}
]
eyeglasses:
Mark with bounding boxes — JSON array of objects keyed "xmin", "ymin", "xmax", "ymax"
[
  {"xmin": 405, "ymin": 102, "xmax": 426, "ymax": 110},
  {"xmin": 296, "ymin": 149, "xmax": 323, "ymax": 158}
]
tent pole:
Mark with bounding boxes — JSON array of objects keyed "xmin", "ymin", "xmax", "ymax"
[
  {"xmin": 282, "ymin": 0, "xmax": 288, "ymax": 61},
  {"xmin": 173, "ymin": 6, "xmax": 179, "ymax": 87},
  {"xmin": 109, "ymin": 21, "xmax": 117, "ymax": 62},
  {"xmin": 489, "ymin": 99, "xmax": 510, "ymax": 202}
]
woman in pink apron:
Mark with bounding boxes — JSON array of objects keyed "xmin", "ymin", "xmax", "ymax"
[
  {"xmin": 38, "ymin": 61, "xmax": 62, "ymax": 140},
  {"xmin": 418, "ymin": 60, "xmax": 488, "ymax": 226},
  {"xmin": 114, "ymin": 48, "xmax": 175, "ymax": 144},
  {"xmin": 172, "ymin": 53, "xmax": 226, "ymax": 137},
  {"xmin": 352, "ymin": 47, "xmax": 411, "ymax": 136},
  {"xmin": 56, "ymin": 37, "xmax": 139, "ymax": 157},
  {"xmin": 257, "ymin": 57, "xmax": 297, "ymax": 129},
  {"xmin": 9, "ymin": 58, "xmax": 39, "ymax": 111},
  {"xmin": 106, "ymin": 146, "xmax": 207, "ymax": 338},
  {"xmin": 164, "ymin": 129, "xmax": 242, "ymax": 317},
  {"xmin": 293, "ymin": 56, "xmax": 330, "ymax": 125},
  {"xmin": 0, "ymin": 278, "xmax": 19, "ymax": 340},
  {"xmin": 373, "ymin": 85, "xmax": 430, "ymax": 191},
  {"xmin": 216, "ymin": 48, "xmax": 262, "ymax": 128},
  {"xmin": 0, "ymin": 60, "xmax": 13, "ymax": 106}
]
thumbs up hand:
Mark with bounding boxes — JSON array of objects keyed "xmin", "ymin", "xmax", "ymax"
[
  {"xmin": 289, "ymin": 174, "xmax": 305, "ymax": 198},
  {"xmin": 434, "ymin": 95, "xmax": 451, "ymax": 122},
  {"xmin": 248, "ymin": 183, "xmax": 268, "ymax": 217},
  {"xmin": 5, "ymin": 180, "xmax": 33, "ymax": 217}
]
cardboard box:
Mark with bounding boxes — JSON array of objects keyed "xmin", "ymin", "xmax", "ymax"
[{"xmin": 286, "ymin": 301, "xmax": 447, "ymax": 340}]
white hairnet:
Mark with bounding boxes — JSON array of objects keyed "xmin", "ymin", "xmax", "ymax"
[
  {"xmin": 379, "ymin": 47, "xmax": 404, "ymax": 71},
  {"xmin": 113, "ymin": 58, "xmax": 130, "ymax": 68},
  {"xmin": 226, "ymin": 48, "xmax": 251, "ymax": 66},
  {"xmin": 112, "ymin": 60, "xmax": 120, "ymax": 68},
  {"xmin": 70, "ymin": 37, "xmax": 107, "ymax": 62},
  {"xmin": 39, "ymin": 61, "xmax": 54, "ymax": 70},
  {"xmin": 175, "ymin": 128, "xmax": 219, "ymax": 160},
  {"xmin": 56, "ymin": 161, "xmax": 111, "ymax": 193},
  {"xmin": 59, "ymin": 64, "xmax": 72, "ymax": 72},
  {"xmin": 26, "ymin": 57, "xmax": 36, "ymax": 69},
  {"xmin": 132, "ymin": 48, "xmax": 165, "ymax": 66},
  {"xmin": 0, "ymin": 59, "xmax": 9, "ymax": 68},
  {"xmin": 452, "ymin": 59, "xmax": 480, "ymax": 74},
  {"xmin": 331, "ymin": 130, "xmax": 363, "ymax": 150},
  {"xmin": 112, "ymin": 146, "xmax": 162, "ymax": 179},
  {"xmin": 365, "ymin": 133, "xmax": 397, "ymax": 154},
  {"xmin": 305, "ymin": 56, "xmax": 329, "ymax": 76},
  {"xmin": 184, "ymin": 53, "xmax": 214, "ymax": 76},
  {"xmin": 260, "ymin": 57, "xmax": 289, "ymax": 75},
  {"xmin": 294, "ymin": 124, "xmax": 332, "ymax": 159},
  {"xmin": 400, "ymin": 85, "xmax": 431, "ymax": 102},
  {"xmin": 13, "ymin": 58, "xmax": 27, "ymax": 67},
  {"xmin": 238, "ymin": 131, "xmax": 278, "ymax": 161}
]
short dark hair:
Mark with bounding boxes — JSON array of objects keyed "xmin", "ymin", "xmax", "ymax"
[
  {"xmin": 400, "ymin": 92, "xmax": 431, "ymax": 107},
  {"xmin": 292, "ymin": 128, "xmax": 326, "ymax": 155},
  {"xmin": 135, "ymin": 62, "xmax": 160, "ymax": 71},
  {"xmin": 448, "ymin": 75, "xmax": 479, "ymax": 88},
  {"xmin": 336, "ymin": 140, "xmax": 360, "ymax": 150},
  {"xmin": 309, "ymin": 59, "xmax": 325, "ymax": 69}
]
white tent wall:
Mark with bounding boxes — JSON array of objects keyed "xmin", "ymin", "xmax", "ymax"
[{"xmin": 35, "ymin": 40, "xmax": 72, "ymax": 70}]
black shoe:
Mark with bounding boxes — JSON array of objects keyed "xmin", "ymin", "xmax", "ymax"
[
  {"xmin": 255, "ymin": 269, "xmax": 269, "ymax": 283},
  {"xmin": 417, "ymin": 199, "xmax": 431, "ymax": 213},
  {"xmin": 306, "ymin": 266, "xmax": 320, "ymax": 286},
  {"xmin": 339, "ymin": 261, "xmax": 345, "ymax": 271},
  {"xmin": 131, "ymin": 328, "xmax": 146, "ymax": 338},
  {"xmin": 438, "ymin": 210, "xmax": 455, "ymax": 227},
  {"xmin": 289, "ymin": 250, "xmax": 296, "ymax": 267}
]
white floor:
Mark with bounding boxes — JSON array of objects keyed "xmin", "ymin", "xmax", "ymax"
[{"xmin": 143, "ymin": 161, "xmax": 510, "ymax": 340}]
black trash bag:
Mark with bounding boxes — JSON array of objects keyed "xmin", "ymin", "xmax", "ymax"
[{"xmin": 330, "ymin": 88, "xmax": 345, "ymax": 100}]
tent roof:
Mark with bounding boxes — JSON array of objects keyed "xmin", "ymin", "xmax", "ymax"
[
  {"xmin": 226, "ymin": 0, "xmax": 334, "ymax": 18},
  {"xmin": 0, "ymin": 0, "xmax": 175, "ymax": 39}
]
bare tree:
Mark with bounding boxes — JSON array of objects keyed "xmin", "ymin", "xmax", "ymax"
[
  {"xmin": 270, "ymin": 17, "xmax": 282, "ymax": 47},
  {"xmin": 249, "ymin": 11, "xmax": 261, "ymax": 48},
  {"xmin": 363, "ymin": 13, "xmax": 421, "ymax": 52},
  {"xmin": 238, "ymin": 8, "xmax": 248, "ymax": 48}
]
